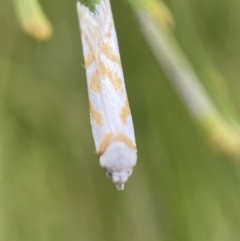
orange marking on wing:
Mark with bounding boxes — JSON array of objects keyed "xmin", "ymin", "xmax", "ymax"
[
  {"xmin": 100, "ymin": 42, "xmax": 121, "ymax": 65},
  {"xmin": 89, "ymin": 102, "xmax": 103, "ymax": 126},
  {"xmin": 106, "ymin": 23, "xmax": 113, "ymax": 39},
  {"xmin": 89, "ymin": 70, "xmax": 101, "ymax": 93},
  {"xmin": 120, "ymin": 99, "xmax": 131, "ymax": 124},
  {"xmin": 98, "ymin": 61, "xmax": 124, "ymax": 93},
  {"xmin": 97, "ymin": 133, "xmax": 136, "ymax": 157},
  {"xmin": 114, "ymin": 133, "xmax": 136, "ymax": 149},
  {"xmin": 97, "ymin": 133, "xmax": 113, "ymax": 157},
  {"xmin": 82, "ymin": 35, "xmax": 95, "ymax": 69},
  {"xmin": 83, "ymin": 35, "xmax": 89, "ymax": 45},
  {"xmin": 84, "ymin": 53, "xmax": 95, "ymax": 69}
]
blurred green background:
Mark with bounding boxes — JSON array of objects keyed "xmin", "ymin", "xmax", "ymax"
[{"xmin": 1, "ymin": 0, "xmax": 240, "ymax": 240}]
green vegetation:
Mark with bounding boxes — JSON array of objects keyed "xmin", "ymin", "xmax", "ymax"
[{"xmin": 1, "ymin": 0, "xmax": 240, "ymax": 240}]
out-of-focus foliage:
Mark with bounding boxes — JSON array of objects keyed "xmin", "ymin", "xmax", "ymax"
[
  {"xmin": 12, "ymin": 0, "xmax": 53, "ymax": 41},
  {"xmin": 128, "ymin": 0, "xmax": 240, "ymax": 159},
  {"xmin": 1, "ymin": 0, "xmax": 240, "ymax": 241}
]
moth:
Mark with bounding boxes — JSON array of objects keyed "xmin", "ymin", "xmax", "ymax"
[{"xmin": 77, "ymin": 0, "xmax": 137, "ymax": 190}]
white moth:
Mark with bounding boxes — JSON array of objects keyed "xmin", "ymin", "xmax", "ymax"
[{"xmin": 76, "ymin": 0, "xmax": 137, "ymax": 190}]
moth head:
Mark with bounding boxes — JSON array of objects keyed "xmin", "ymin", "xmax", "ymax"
[{"xmin": 99, "ymin": 142, "xmax": 137, "ymax": 190}]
